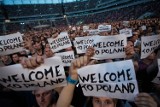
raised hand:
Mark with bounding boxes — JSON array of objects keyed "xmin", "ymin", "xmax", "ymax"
[
  {"xmin": 135, "ymin": 93, "xmax": 157, "ymax": 107},
  {"xmin": 70, "ymin": 46, "xmax": 95, "ymax": 80},
  {"xmin": 21, "ymin": 56, "xmax": 44, "ymax": 69}
]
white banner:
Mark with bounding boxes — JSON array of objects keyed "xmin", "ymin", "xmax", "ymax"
[
  {"xmin": 48, "ymin": 33, "xmax": 72, "ymax": 52},
  {"xmin": 152, "ymin": 59, "xmax": 160, "ymax": 84},
  {"xmin": 0, "ymin": 56, "xmax": 67, "ymax": 91},
  {"xmin": 119, "ymin": 28, "xmax": 132, "ymax": 37},
  {"xmin": 74, "ymin": 36, "xmax": 94, "ymax": 54},
  {"xmin": 141, "ymin": 35, "xmax": 160, "ymax": 59},
  {"xmin": 77, "ymin": 60, "xmax": 139, "ymax": 101},
  {"xmin": 0, "ymin": 32, "xmax": 23, "ymax": 55},
  {"xmin": 74, "ymin": 35, "xmax": 127, "ymax": 59},
  {"xmin": 98, "ymin": 25, "xmax": 111, "ymax": 32},
  {"xmin": 55, "ymin": 51, "xmax": 75, "ymax": 66},
  {"xmin": 88, "ymin": 29, "xmax": 99, "ymax": 35}
]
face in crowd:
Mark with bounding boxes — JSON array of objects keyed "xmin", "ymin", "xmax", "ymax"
[
  {"xmin": 34, "ymin": 89, "xmax": 53, "ymax": 107},
  {"xmin": 12, "ymin": 54, "xmax": 19, "ymax": 63},
  {"xmin": 131, "ymin": 32, "xmax": 139, "ymax": 43},
  {"xmin": 33, "ymin": 41, "xmax": 42, "ymax": 51},
  {"xmin": 45, "ymin": 47, "xmax": 54, "ymax": 58},
  {"xmin": 92, "ymin": 97, "xmax": 117, "ymax": 107},
  {"xmin": 1, "ymin": 55, "xmax": 11, "ymax": 64}
]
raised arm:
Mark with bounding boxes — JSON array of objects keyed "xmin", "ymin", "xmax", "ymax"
[{"xmin": 56, "ymin": 47, "xmax": 95, "ymax": 107}]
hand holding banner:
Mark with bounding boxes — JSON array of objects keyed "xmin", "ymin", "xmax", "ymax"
[
  {"xmin": 0, "ymin": 56, "xmax": 67, "ymax": 91},
  {"xmin": 77, "ymin": 60, "xmax": 139, "ymax": 101}
]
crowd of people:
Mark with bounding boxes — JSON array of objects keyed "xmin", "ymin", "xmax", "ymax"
[
  {"xmin": 1, "ymin": 0, "xmax": 160, "ymax": 36},
  {"xmin": 0, "ymin": 16, "xmax": 160, "ymax": 107}
]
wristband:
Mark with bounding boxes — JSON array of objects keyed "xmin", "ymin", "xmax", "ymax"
[{"xmin": 67, "ymin": 76, "xmax": 78, "ymax": 85}]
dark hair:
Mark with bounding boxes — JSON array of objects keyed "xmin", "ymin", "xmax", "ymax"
[
  {"xmin": 33, "ymin": 90, "xmax": 59, "ymax": 107},
  {"xmin": 85, "ymin": 97, "xmax": 118, "ymax": 107}
]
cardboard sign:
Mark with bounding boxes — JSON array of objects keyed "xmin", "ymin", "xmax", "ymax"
[
  {"xmin": 152, "ymin": 59, "xmax": 160, "ymax": 84},
  {"xmin": 74, "ymin": 36, "xmax": 95, "ymax": 54},
  {"xmin": 74, "ymin": 35, "xmax": 127, "ymax": 60},
  {"xmin": 0, "ymin": 56, "xmax": 67, "ymax": 91},
  {"xmin": 98, "ymin": 25, "xmax": 111, "ymax": 32},
  {"xmin": 83, "ymin": 25, "xmax": 89, "ymax": 32},
  {"xmin": 141, "ymin": 35, "xmax": 160, "ymax": 59},
  {"xmin": 77, "ymin": 60, "xmax": 139, "ymax": 101},
  {"xmin": 48, "ymin": 33, "xmax": 72, "ymax": 52},
  {"xmin": 119, "ymin": 28, "xmax": 132, "ymax": 37},
  {"xmin": 88, "ymin": 29, "xmax": 99, "ymax": 35},
  {"xmin": 55, "ymin": 51, "xmax": 75, "ymax": 66},
  {"xmin": 0, "ymin": 32, "xmax": 23, "ymax": 55}
]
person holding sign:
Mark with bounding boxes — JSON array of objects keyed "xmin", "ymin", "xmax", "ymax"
[
  {"xmin": 30, "ymin": 37, "xmax": 45, "ymax": 57},
  {"xmin": 56, "ymin": 47, "xmax": 158, "ymax": 107}
]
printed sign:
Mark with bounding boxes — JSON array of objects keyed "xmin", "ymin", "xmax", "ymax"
[
  {"xmin": 98, "ymin": 25, "xmax": 111, "ymax": 32},
  {"xmin": 77, "ymin": 60, "xmax": 139, "ymax": 101},
  {"xmin": 55, "ymin": 51, "xmax": 75, "ymax": 66},
  {"xmin": 0, "ymin": 56, "xmax": 67, "ymax": 91},
  {"xmin": 74, "ymin": 35, "xmax": 127, "ymax": 59},
  {"xmin": 119, "ymin": 28, "xmax": 132, "ymax": 37},
  {"xmin": 88, "ymin": 29, "xmax": 99, "ymax": 35},
  {"xmin": 141, "ymin": 35, "xmax": 160, "ymax": 59},
  {"xmin": 48, "ymin": 33, "xmax": 72, "ymax": 52},
  {"xmin": 0, "ymin": 32, "xmax": 23, "ymax": 55}
]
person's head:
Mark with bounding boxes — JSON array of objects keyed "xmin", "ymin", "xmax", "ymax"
[
  {"xmin": 45, "ymin": 43, "xmax": 50, "ymax": 48},
  {"xmin": 1, "ymin": 55, "xmax": 10, "ymax": 63},
  {"xmin": 129, "ymin": 31, "xmax": 139, "ymax": 43},
  {"xmin": 127, "ymin": 40, "xmax": 134, "ymax": 48},
  {"xmin": 92, "ymin": 97, "xmax": 117, "ymax": 107},
  {"xmin": 33, "ymin": 38, "xmax": 42, "ymax": 51},
  {"xmin": 20, "ymin": 50, "xmax": 27, "ymax": 55},
  {"xmin": 147, "ymin": 27, "xmax": 153, "ymax": 33},
  {"xmin": 110, "ymin": 28, "xmax": 118, "ymax": 35},
  {"xmin": 1, "ymin": 55, "xmax": 13, "ymax": 64},
  {"xmin": 45, "ymin": 47, "xmax": 54, "ymax": 58},
  {"xmin": 33, "ymin": 89, "xmax": 53, "ymax": 107},
  {"xmin": 12, "ymin": 53, "xmax": 20, "ymax": 63}
]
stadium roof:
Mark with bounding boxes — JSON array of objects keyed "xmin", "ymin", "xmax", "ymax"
[{"xmin": 2, "ymin": 0, "xmax": 86, "ymax": 5}]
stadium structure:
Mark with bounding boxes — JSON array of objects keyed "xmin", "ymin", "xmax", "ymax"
[{"xmin": 0, "ymin": 0, "xmax": 160, "ymax": 34}]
